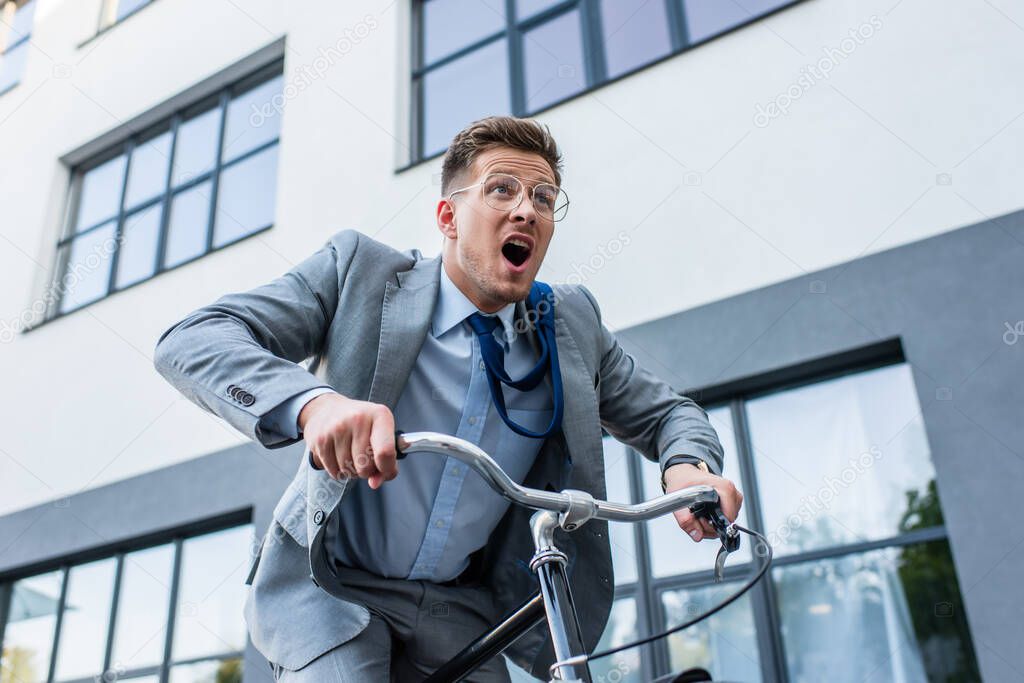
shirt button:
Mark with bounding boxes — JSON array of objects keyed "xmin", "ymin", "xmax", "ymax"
[
  {"xmin": 435, "ymin": 519, "xmax": 445, "ymax": 528},
  {"xmin": 479, "ymin": 360, "xmax": 486, "ymax": 370},
  {"xmin": 468, "ymin": 416, "xmax": 477, "ymax": 425},
  {"xmin": 451, "ymin": 466, "xmax": 461, "ymax": 475}
]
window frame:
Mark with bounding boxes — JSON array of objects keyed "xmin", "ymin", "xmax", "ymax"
[
  {"xmin": 408, "ymin": 0, "xmax": 808, "ymax": 164},
  {"xmin": 603, "ymin": 341, "xmax": 972, "ymax": 681},
  {"xmin": 0, "ymin": 510, "xmax": 252, "ymax": 683},
  {"xmin": 41, "ymin": 58, "xmax": 284, "ymax": 324}
]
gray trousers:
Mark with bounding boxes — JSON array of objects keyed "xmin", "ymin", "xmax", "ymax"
[{"xmin": 271, "ymin": 563, "xmax": 513, "ymax": 682}]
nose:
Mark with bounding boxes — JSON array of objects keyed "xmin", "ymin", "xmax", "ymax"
[{"xmin": 509, "ymin": 194, "xmax": 537, "ymax": 224}]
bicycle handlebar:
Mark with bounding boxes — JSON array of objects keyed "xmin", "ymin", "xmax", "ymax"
[{"xmin": 395, "ymin": 430, "xmax": 723, "ymax": 528}]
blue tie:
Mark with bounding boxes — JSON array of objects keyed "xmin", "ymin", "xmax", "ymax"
[{"xmin": 467, "ymin": 285, "xmax": 563, "ymax": 438}]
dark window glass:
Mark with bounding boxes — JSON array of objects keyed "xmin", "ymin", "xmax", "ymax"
[
  {"xmin": 213, "ymin": 145, "xmax": 279, "ymax": 248},
  {"xmin": 422, "ymin": 38, "xmax": 510, "ymax": 156},
  {"xmin": 681, "ymin": 0, "xmax": 793, "ymax": 44},
  {"xmin": 115, "ymin": 203, "xmax": 163, "ymax": 289},
  {"xmin": 58, "ymin": 221, "xmax": 117, "ymax": 313},
  {"xmin": 164, "ymin": 181, "xmax": 212, "ymax": 268},
  {"xmin": 421, "ymin": 0, "xmax": 505, "ymax": 64},
  {"xmin": 600, "ymin": 0, "xmax": 673, "ymax": 78},
  {"xmin": 124, "ymin": 130, "xmax": 172, "ymax": 208},
  {"xmin": 172, "ymin": 106, "xmax": 222, "ymax": 186},
  {"xmin": 222, "ymin": 75, "xmax": 283, "ymax": 163},
  {"xmin": 522, "ymin": 10, "xmax": 586, "ymax": 113},
  {"xmin": 75, "ymin": 155, "xmax": 127, "ymax": 233}
]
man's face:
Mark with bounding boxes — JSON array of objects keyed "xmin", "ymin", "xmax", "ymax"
[{"xmin": 437, "ymin": 147, "xmax": 557, "ymax": 313}]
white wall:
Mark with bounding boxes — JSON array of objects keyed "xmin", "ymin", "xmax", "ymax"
[{"xmin": 1, "ymin": 0, "xmax": 1021, "ymax": 515}]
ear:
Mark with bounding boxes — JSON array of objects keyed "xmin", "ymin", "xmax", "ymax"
[{"xmin": 436, "ymin": 197, "xmax": 457, "ymax": 239}]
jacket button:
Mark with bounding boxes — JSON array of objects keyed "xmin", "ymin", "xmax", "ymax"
[
  {"xmin": 226, "ymin": 384, "xmax": 237, "ymax": 396},
  {"xmin": 313, "ymin": 509, "xmax": 325, "ymax": 525},
  {"xmin": 241, "ymin": 393, "xmax": 255, "ymax": 407}
]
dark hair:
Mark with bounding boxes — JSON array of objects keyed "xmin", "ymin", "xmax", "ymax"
[{"xmin": 440, "ymin": 116, "xmax": 563, "ymax": 196}]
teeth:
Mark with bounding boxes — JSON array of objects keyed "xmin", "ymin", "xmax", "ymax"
[{"xmin": 507, "ymin": 238, "xmax": 529, "ymax": 249}]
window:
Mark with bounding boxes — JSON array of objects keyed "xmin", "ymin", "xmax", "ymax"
[
  {"xmin": 511, "ymin": 362, "xmax": 980, "ymax": 682},
  {"xmin": 98, "ymin": 0, "xmax": 156, "ymax": 31},
  {"xmin": 47, "ymin": 61, "xmax": 283, "ymax": 320},
  {"xmin": 411, "ymin": 0, "xmax": 799, "ymax": 160},
  {"xmin": 0, "ymin": 523, "xmax": 253, "ymax": 683},
  {"xmin": 0, "ymin": 0, "xmax": 36, "ymax": 96}
]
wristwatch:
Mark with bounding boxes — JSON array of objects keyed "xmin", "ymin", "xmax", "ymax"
[{"xmin": 661, "ymin": 457, "xmax": 710, "ymax": 493}]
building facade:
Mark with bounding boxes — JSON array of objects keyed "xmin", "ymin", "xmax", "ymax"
[{"xmin": 1, "ymin": 0, "xmax": 1021, "ymax": 681}]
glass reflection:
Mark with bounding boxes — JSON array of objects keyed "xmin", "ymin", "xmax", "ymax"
[
  {"xmin": 164, "ymin": 181, "xmax": 211, "ymax": 268},
  {"xmin": 591, "ymin": 598, "xmax": 643, "ymax": 683},
  {"xmin": 124, "ymin": 130, "xmax": 171, "ymax": 208},
  {"xmin": 775, "ymin": 540, "xmax": 980, "ymax": 682},
  {"xmin": 1, "ymin": 570, "xmax": 63, "ymax": 683},
  {"xmin": 171, "ymin": 526, "xmax": 253, "ymax": 660},
  {"xmin": 213, "ymin": 145, "xmax": 278, "ymax": 248},
  {"xmin": 682, "ymin": 0, "xmax": 793, "ymax": 44},
  {"xmin": 53, "ymin": 558, "xmax": 117, "ymax": 681},
  {"xmin": 75, "ymin": 155, "xmax": 127, "ymax": 232},
  {"xmin": 115, "ymin": 204, "xmax": 163, "ymax": 289},
  {"xmin": 600, "ymin": 0, "xmax": 672, "ymax": 77},
  {"xmin": 746, "ymin": 364, "xmax": 938, "ymax": 556},
  {"xmin": 522, "ymin": 10, "xmax": 585, "ymax": 112},
  {"xmin": 422, "ymin": 39, "xmax": 510, "ymax": 156},
  {"xmin": 662, "ymin": 581, "xmax": 761, "ymax": 681},
  {"xmin": 222, "ymin": 75, "xmax": 283, "ymax": 163},
  {"xmin": 172, "ymin": 106, "xmax": 222, "ymax": 187},
  {"xmin": 422, "ymin": 0, "xmax": 505, "ymax": 64},
  {"xmin": 111, "ymin": 544, "xmax": 175, "ymax": 671},
  {"xmin": 59, "ymin": 222, "xmax": 117, "ymax": 313}
]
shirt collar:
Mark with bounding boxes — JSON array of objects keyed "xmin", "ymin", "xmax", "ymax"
[{"xmin": 432, "ymin": 259, "xmax": 517, "ymax": 346}]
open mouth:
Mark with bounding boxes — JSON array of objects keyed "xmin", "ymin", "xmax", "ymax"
[{"xmin": 501, "ymin": 235, "xmax": 534, "ymax": 269}]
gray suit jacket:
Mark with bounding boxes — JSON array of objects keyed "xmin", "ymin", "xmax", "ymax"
[{"xmin": 152, "ymin": 229, "xmax": 723, "ymax": 678}]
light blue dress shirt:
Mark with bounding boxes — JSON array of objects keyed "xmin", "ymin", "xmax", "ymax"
[{"xmin": 259, "ymin": 262, "xmax": 553, "ymax": 582}]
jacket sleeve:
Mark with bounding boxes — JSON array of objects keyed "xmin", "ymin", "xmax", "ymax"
[
  {"xmin": 578, "ymin": 285, "xmax": 725, "ymax": 476},
  {"xmin": 152, "ymin": 230, "xmax": 358, "ymax": 449}
]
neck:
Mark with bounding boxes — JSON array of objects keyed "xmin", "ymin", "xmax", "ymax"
[{"xmin": 442, "ymin": 258, "xmax": 507, "ymax": 314}]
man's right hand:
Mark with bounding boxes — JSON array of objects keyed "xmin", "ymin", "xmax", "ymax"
[{"xmin": 298, "ymin": 393, "xmax": 398, "ymax": 489}]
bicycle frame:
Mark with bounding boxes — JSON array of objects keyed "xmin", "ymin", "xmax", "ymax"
[{"xmin": 423, "ymin": 510, "xmax": 593, "ymax": 683}]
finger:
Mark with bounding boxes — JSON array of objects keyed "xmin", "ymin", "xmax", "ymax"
[
  {"xmin": 674, "ymin": 509, "xmax": 703, "ymax": 543},
  {"xmin": 369, "ymin": 408, "xmax": 398, "ymax": 483},
  {"xmin": 332, "ymin": 429, "xmax": 353, "ymax": 480},
  {"xmin": 351, "ymin": 419, "xmax": 382, "ymax": 483},
  {"xmin": 697, "ymin": 518, "xmax": 717, "ymax": 540},
  {"xmin": 316, "ymin": 437, "xmax": 339, "ymax": 479}
]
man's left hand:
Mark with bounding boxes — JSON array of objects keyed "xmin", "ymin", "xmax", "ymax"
[{"xmin": 663, "ymin": 463, "xmax": 743, "ymax": 542}]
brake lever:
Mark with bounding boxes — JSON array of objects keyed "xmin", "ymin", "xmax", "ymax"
[{"xmin": 688, "ymin": 501, "xmax": 740, "ymax": 582}]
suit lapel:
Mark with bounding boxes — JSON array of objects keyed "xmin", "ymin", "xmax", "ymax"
[{"xmin": 366, "ymin": 255, "xmax": 441, "ymax": 410}]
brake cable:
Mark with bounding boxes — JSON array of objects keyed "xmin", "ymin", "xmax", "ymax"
[{"xmin": 550, "ymin": 523, "xmax": 773, "ymax": 674}]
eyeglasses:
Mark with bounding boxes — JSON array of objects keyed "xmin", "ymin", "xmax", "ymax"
[{"xmin": 447, "ymin": 173, "xmax": 570, "ymax": 222}]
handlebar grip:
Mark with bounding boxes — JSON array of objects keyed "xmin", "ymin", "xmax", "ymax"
[{"xmin": 395, "ymin": 430, "xmax": 407, "ymax": 460}]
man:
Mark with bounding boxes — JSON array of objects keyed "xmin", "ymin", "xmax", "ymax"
[{"xmin": 153, "ymin": 116, "xmax": 742, "ymax": 681}]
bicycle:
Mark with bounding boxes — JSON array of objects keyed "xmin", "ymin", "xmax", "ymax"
[{"xmin": 392, "ymin": 431, "xmax": 772, "ymax": 683}]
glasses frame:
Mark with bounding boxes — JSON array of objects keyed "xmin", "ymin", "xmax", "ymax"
[{"xmin": 447, "ymin": 172, "xmax": 570, "ymax": 222}]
